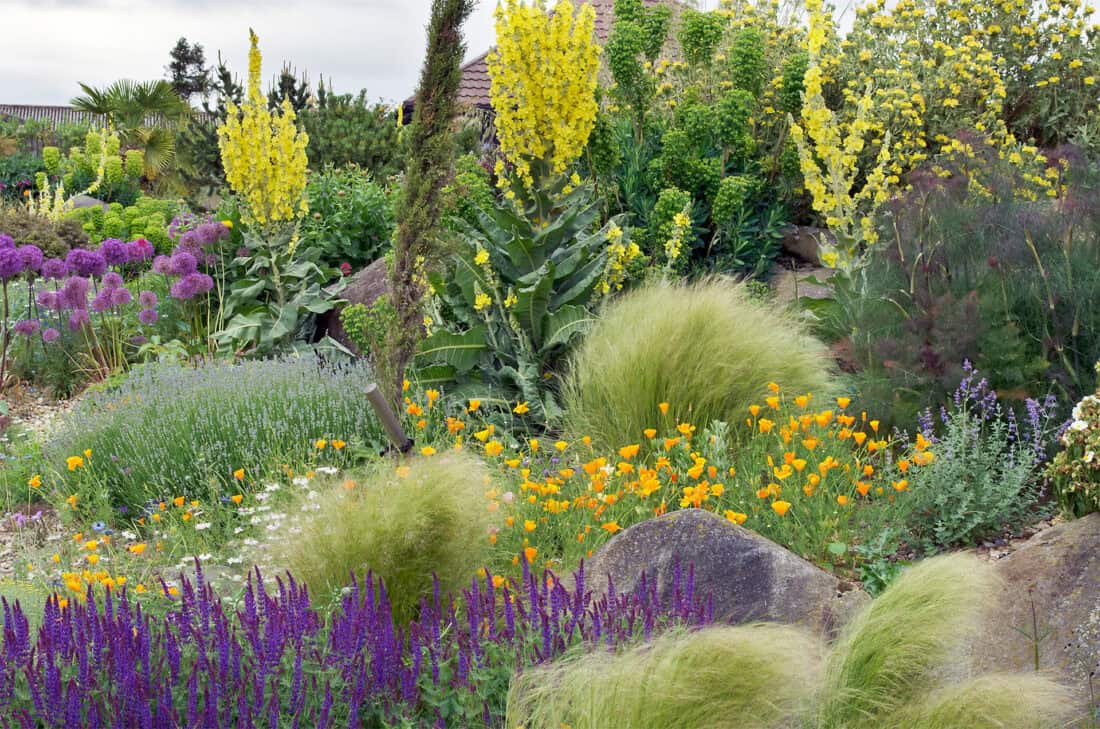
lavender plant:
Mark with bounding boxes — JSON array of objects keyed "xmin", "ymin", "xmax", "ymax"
[
  {"xmin": 0, "ymin": 559, "xmax": 713, "ymax": 727},
  {"xmin": 899, "ymin": 361, "xmax": 1060, "ymax": 553},
  {"xmin": 45, "ymin": 357, "xmax": 388, "ymax": 512}
]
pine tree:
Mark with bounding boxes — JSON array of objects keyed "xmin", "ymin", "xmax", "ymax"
[
  {"xmin": 166, "ymin": 37, "xmax": 210, "ymax": 103},
  {"xmin": 175, "ymin": 53, "xmax": 242, "ymax": 199}
]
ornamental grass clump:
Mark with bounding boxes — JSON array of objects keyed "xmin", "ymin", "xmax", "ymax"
[
  {"xmin": 46, "ymin": 357, "xmax": 386, "ymax": 511},
  {"xmin": 508, "ymin": 554, "xmax": 1077, "ymax": 729},
  {"xmin": 564, "ymin": 277, "xmax": 836, "ymax": 449},
  {"xmin": 261, "ymin": 452, "xmax": 495, "ymax": 621}
]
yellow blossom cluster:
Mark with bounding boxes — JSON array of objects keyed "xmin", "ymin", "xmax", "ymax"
[
  {"xmin": 218, "ymin": 30, "xmax": 310, "ymax": 227},
  {"xmin": 487, "ymin": 0, "xmax": 601, "ymax": 185},
  {"xmin": 599, "ymin": 223, "xmax": 642, "ymax": 295}
]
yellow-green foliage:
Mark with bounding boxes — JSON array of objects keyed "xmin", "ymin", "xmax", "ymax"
[
  {"xmin": 487, "ymin": 0, "xmax": 600, "ymax": 184},
  {"xmin": 263, "ymin": 452, "xmax": 494, "ymax": 621},
  {"xmin": 506, "ymin": 624, "xmax": 820, "ymax": 729},
  {"xmin": 506, "ymin": 554, "xmax": 1077, "ymax": 729},
  {"xmin": 217, "ymin": 30, "xmax": 309, "ymax": 227},
  {"xmin": 564, "ymin": 277, "xmax": 835, "ymax": 449}
]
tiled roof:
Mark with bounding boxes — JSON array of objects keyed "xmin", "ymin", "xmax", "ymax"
[{"xmin": 413, "ymin": 0, "xmax": 679, "ymax": 112}]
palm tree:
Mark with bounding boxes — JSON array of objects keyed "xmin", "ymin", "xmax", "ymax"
[{"xmin": 71, "ymin": 79, "xmax": 189, "ymax": 178}]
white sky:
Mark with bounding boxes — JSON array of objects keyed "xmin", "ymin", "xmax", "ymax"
[{"xmin": 1, "ymin": 0, "xmax": 728, "ymax": 107}]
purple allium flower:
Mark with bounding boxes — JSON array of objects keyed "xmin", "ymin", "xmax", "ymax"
[
  {"xmin": 168, "ymin": 251, "xmax": 198, "ymax": 276},
  {"xmin": 0, "ymin": 233, "xmax": 14, "ymax": 249},
  {"xmin": 68, "ymin": 309, "xmax": 90, "ymax": 330},
  {"xmin": 111, "ymin": 287, "xmax": 132, "ymax": 307},
  {"xmin": 13, "ymin": 319, "xmax": 39, "ymax": 336},
  {"xmin": 42, "ymin": 327, "xmax": 60, "ymax": 343},
  {"xmin": 138, "ymin": 290, "xmax": 158, "ymax": 308},
  {"xmin": 41, "ymin": 257, "xmax": 68, "ymax": 279},
  {"xmin": 170, "ymin": 272, "xmax": 214, "ymax": 300},
  {"xmin": 138, "ymin": 308, "xmax": 159, "ymax": 326},
  {"xmin": 125, "ymin": 238, "xmax": 154, "ymax": 263},
  {"xmin": 65, "ymin": 248, "xmax": 107, "ymax": 277},
  {"xmin": 131, "ymin": 335, "xmax": 148, "ymax": 346},
  {"xmin": 61, "ymin": 276, "xmax": 90, "ymax": 309},
  {"xmin": 91, "ymin": 290, "xmax": 114, "ymax": 313},
  {"xmin": 102, "ymin": 271, "xmax": 123, "ymax": 289},
  {"xmin": 152, "ymin": 255, "xmax": 172, "ymax": 274},
  {"xmin": 98, "ymin": 238, "xmax": 129, "ymax": 266},
  {"xmin": 36, "ymin": 290, "xmax": 60, "ymax": 311},
  {"xmin": 17, "ymin": 245, "xmax": 43, "ymax": 273},
  {"xmin": 0, "ymin": 247, "xmax": 24, "ymax": 279}
]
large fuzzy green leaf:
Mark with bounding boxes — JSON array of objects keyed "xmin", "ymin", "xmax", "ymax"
[
  {"xmin": 542, "ymin": 305, "xmax": 594, "ymax": 353},
  {"xmin": 514, "ymin": 263, "xmax": 554, "ymax": 347},
  {"xmin": 416, "ymin": 327, "xmax": 488, "ymax": 374}
]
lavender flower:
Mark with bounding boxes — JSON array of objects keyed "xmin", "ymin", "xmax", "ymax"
[
  {"xmin": 138, "ymin": 308, "xmax": 159, "ymax": 326},
  {"xmin": 0, "ymin": 247, "xmax": 24, "ymax": 280},
  {"xmin": 13, "ymin": 319, "xmax": 39, "ymax": 336},
  {"xmin": 41, "ymin": 258, "xmax": 68, "ymax": 280},
  {"xmin": 42, "ymin": 327, "xmax": 60, "ymax": 343},
  {"xmin": 65, "ymin": 248, "xmax": 107, "ymax": 277},
  {"xmin": 138, "ymin": 290, "xmax": 158, "ymax": 308},
  {"xmin": 17, "ymin": 245, "xmax": 43, "ymax": 273},
  {"xmin": 98, "ymin": 238, "xmax": 129, "ymax": 266}
]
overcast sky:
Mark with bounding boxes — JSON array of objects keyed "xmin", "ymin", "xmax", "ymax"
[{"xmin": 0, "ymin": 0, "xmax": 505, "ymax": 106}]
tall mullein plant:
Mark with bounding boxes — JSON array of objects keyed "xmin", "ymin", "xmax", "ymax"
[
  {"xmin": 390, "ymin": 0, "xmax": 475, "ymax": 402},
  {"xmin": 216, "ymin": 30, "xmax": 339, "ymax": 354}
]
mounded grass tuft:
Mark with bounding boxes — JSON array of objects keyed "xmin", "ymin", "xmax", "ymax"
[
  {"xmin": 892, "ymin": 674, "xmax": 1075, "ymax": 729},
  {"xmin": 817, "ymin": 554, "xmax": 998, "ymax": 728},
  {"xmin": 563, "ymin": 277, "xmax": 836, "ymax": 449},
  {"xmin": 506, "ymin": 624, "xmax": 821, "ymax": 729},
  {"xmin": 262, "ymin": 451, "xmax": 495, "ymax": 622}
]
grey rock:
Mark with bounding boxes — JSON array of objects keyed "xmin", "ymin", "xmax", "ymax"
[
  {"xmin": 781, "ymin": 225, "xmax": 831, "ymax": 266},
  {"xmin": 317, "ymin": 257, "xmax": 389, "ymax": 353},
  {"xmin": 67, "ymin": 195, "xmax": 109, "ymax": 211},
  {"xmin": 582, "ymin": 509, "xmax": 867, "ymax": 637}
]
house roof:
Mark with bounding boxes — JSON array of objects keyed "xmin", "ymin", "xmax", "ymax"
[{"xmin": 411, "ymin": 0, "xmax": 677, "ymax": 113}]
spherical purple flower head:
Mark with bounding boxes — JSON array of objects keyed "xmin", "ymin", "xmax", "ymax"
[
  {"xmin": 41, "ymin": 257, "xmax": 68, "ymax": 280},
  {"xmin": 90, "ymin": 289, "xmax": 114, "ymax": 313},
  {"xmin": 138, "ymin": 289, "xmax": 157, "ymax": 308},
  {"xmin": 61, "ymin": 275, "xmax": 90, "ymax": 309},
  {"xmin": 18, "ymin": 245, "xmax": 43, "ymax": 274},
  {"xmin": 125, "ymin": 238, "xmax": 154, "ymax": 263},
  {"xmin": 196, "ymin": 221, "xmax": 230, "ymax": 247},
  {"xmin": 170, "ymin": 272, "xmax": 214, "ymax": 300},
  {"xmin": 168, "ymin": 250, "xmax": 198, "ymax": 276},
  {"xmin": 110, "ymin": 287, "xmax": 132, "ymax": 307},
  {"xmin": 13, "ymin": 319, "xmax": 40, "ymax": 337},
  {"xmin": 36, "ymin": 290, "xmax": 60, "ymax": 311},
  {"xmin": 102, "ymin": 271, "xmax": 123, "ymax": 289},
  {"xmin": 152, "ymin": 255, "xmax": 172, "ymax": 274},
  {"xmin": 0, "ymin": 247, "xmax": 24, "ymax": 280},
  {"xmin": 0, "ymin": 234, "xmax": 14, "ymax": 250},
  {"xmin": 68, "ymin": 308, "xmax": 90, "ymax": 331},
  {"xmin": 42, "ymin": 327, "xmax": 60, "ymax": 343},
  {"xmin": 98, "ymin": 238, "xmax": 129, "ymax": 267},
  {"xmin": 138, "ymin": 308, "xmax": 158, "ymax": 326},
  {"xmin": 131, "ymin": 334, "xmax": 148, "ymax": 346},
  {"xmin": 66, "ymin": 248, "xmax": 107, "ymax": 278}
]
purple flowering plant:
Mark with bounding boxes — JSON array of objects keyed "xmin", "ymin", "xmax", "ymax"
[{"xmin": 0, "ymin": 559, "xmax": 712, "ymax": 727}]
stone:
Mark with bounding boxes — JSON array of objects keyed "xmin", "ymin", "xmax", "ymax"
[
  {"xmin": 781, "ymin": 225, "xmax": 831, "ymax": 266},
  {"xmin": 67, "ymin": 195, "xmax": 109, "ymax": 211},
  {"xmin": 316, "ymin": 257, "xmax": 390, "ymax": 353},
  {"xmin": 973, "ymin": 513, "xmax": 1100, "ymax": 712},
  {"xmin": 770, "ymin": 265, "xmax": 834, "ymax": 306},
  {"xmin": 581, "ymin": 509, "xmax": 868, "ymax": 637}
]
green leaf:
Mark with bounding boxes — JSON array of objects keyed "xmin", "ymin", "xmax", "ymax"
[
  {"xmin": 416, "ymin": 327, "xmax": 488, "ymax": 374},
  {"xmin": 514, "ymin": 263, "xmax": 554, "ymax": 347},
  {"xmin": 542, "ymin": 304, "xmax": 594, "ymax": 352},
  {"xmin": 551, "ymin": 254, "xmax": 606, "ymax": 309},
  {"xmin": 415, "ymin": 365, "xmax": 459, "ymax": 387},
  {"xmin": 827, "ymin": 542, "xmax": 848, "ymax": 556}
]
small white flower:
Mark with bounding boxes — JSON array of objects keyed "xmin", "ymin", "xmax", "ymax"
[
  {"xmin": 265, "ymin": 523, "xmax": 280, "ymax": 532},
  {"xmin": 317, "ymin": 466, "xmax": 339, "ymax": 475},
  {"xmin": 254, "ymin": 492, "xmax": 269, "ymax": 502},
  {"xmin": 1085, "ymin": 450, "xmax": 1096, "ymax": 464},
  {"xmin": 292, "ymin": 476, "xmax": 310, "ymax": 487},
  {"xmin": 243, "ymin": 538, "xmax": 259, "ymax": 546},
  {"xmin": 307, "ymin": 490, "xmax": 318, "ymax": 500},
  {"xmin": 233, "ymin": 527, "xmax": 245, "ymax": 535},
  {"xmin": 263, "ymin": 483, "xmax": 281, "ymax": 493},
  {"xmin": 1070, "ymin": 420, "xmax": 1089, "ymax": 432},
  {"xmin": 227, "ymin": 557, "xmax": 244, "ymax": 565},
  {"xmin": 195, "ymin": 522, "xmax": 211, "ymax": 531},
  {"xmin": 198, "ymin": 553, "xmax": 213, "ymax": 561}
]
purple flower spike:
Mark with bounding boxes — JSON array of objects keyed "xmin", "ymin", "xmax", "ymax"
[
  {"xmin": 17, "ymin": 245, "xmax": 43, "ymax": 273},
  {"xmin": 41, "ymin": 258, "xmax": 69, "ymax": 280},
  {"xmin": 42, "ymin": 327, "xmax": 60, "ymax": 343}
]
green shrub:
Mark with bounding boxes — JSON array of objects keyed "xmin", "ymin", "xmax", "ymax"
[
  {"xmin": 261, "ymin": 452, "xmax": 494, "ymax": 620},
  {"xmin": 299, "ymin": 165, "xmax": 394, "ymax": 270},
  {"xmin": 300, "ymin": 89, "xmax": 405, "ymax": 179},
  {"xmin": 66, "ymin": 196, "xmax": 180, "ymax": 251},
  {"xmin": 508, "ymin": 554, "xmax": 1077, "ymax": 729},
  {"xmin": 46, "ymin": 357, "xmax": 387, "ymax": 511},
  {"xmin": 0, "ymin": 153, "xmax": 45, "ymax": 201},
  {"xmin": 507, "ymin": 624, "xmax": 819, "ymax": 729},
  {"xmin": 0, "ymin": 206, "xmax": 90, "ymax": 258},
  {"xmin": 564, "ymin": 277, "xmax": 835, "ymax": 448}
]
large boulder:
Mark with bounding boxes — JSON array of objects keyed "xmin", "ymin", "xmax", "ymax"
[
  {"xmin": 974, "ymin": 514, "xmax": 1100, "ymax": 707},
  {"xmin": 582, "ymin": 509, "xmax": 867, "ymax": 637},
  {"xmin": 317, "ymin": 257, "xmax": 389, "ymax": 353},
  {"xmin": 780, "ymin": 225, "xmax": 831, "ymax": 266}
]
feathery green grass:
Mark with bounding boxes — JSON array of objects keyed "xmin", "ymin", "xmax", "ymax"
[{"xmin": 563, "ymin": 277, "xmax": 836, "ymax": 449}]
